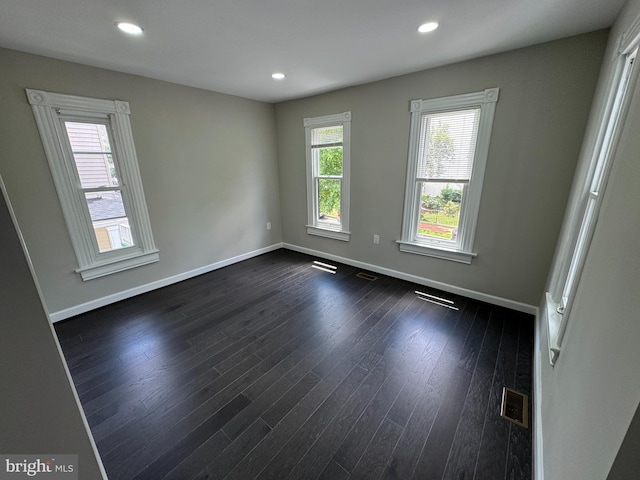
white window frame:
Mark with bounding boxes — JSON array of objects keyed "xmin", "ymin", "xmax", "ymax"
[
  {"xmin": 303, "ymin": 112, "xmax": 351, "ymax": 241},
  {"xmin": 27, "ymin": 89, "xmax": 159, "ymax": 281},
  {"xmin": 545, "ymin": 26, "xmax": 640, "ymax": 365},
  {"xmin": 397, "ymin": 88, "xmax": 499, "ymax": 264}
]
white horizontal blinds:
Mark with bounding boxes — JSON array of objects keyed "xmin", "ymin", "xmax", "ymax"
[
  {"xmin": 417, "ymin": 108, "xmax": 480, "ymax": 181},
  {"xmin": 313, "ymin": 125, "xmax": 343, "ymax": 176},
  {"xmin": 311, "ymin": 125, "xmax": 343, "ymax": 148}
]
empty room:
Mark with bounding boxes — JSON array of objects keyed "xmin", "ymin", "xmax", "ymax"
[{"xmin": 1, "ymin": 1, "xmax": 640, "ymax": 479}]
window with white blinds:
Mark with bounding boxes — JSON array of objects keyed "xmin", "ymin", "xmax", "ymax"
[{"xmin": 398, "ymin": 89, "xmax": 499, "ymax": 264}]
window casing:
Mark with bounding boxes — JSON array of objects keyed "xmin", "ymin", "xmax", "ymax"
[
  {"xmin": 546, "ymin": 45, "xmax": 638, "ymax": 365},
  {"xmin": 27, "ymin": 89, "xmax": 158, "ymax": 280},
  {"xmin": 398, "ymin": 89, "xmax": 499, "ymax": 263},
  {"xmin": 304, "ymin": 112, "xmax": 351, "ymax": 241}
]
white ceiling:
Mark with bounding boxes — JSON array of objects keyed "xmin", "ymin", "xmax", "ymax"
[{"xmin": 0, "ymin": 0, "xmax": 626, "ymax": 103}]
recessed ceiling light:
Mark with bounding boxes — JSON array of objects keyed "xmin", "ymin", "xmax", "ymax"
[
  {"xmin": 417, "ymin": 22, "xmax": 439, "ymax": 33},
  {"xmin": 272, "ymin": 73, "xmax": 286, "ymax": 80},
  {"xmin": 116, "ymin": 22, "xmax": 144, "ymax": 35}
]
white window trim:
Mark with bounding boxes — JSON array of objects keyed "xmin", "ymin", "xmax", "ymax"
[
  {"xmin": 26, "ymin": 89, "xmax": 158, "ymax": 281},
  {"xmin": 397, "ymin": 88, "xmax": 499, "ymax": 264},
  {"xmin": 545, "ymin": 19, "xmax": 640, "ymax": 366},
  {"xmin": 304, "ymin": 112, "xmax": 351, "ymax": 242}
]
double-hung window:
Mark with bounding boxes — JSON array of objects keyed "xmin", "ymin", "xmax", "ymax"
[
  {"xmin": 304, "ymin": 112, "xmax": 351, "ymax": 241},
  {"xmin": 398, "ymin": 88, "xmax": 499, "ymax": 264},
  {"xmin": 545, "ymin": 44, "xmax": 638, "ymax": 365},
  {"xmin": 27, "ymin": 89, "xmax": 158, "ymax": 280}
]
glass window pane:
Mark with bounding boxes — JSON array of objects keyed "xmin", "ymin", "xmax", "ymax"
[
  {"xmin": 85, "ymin": 190, "xmax": 134, "ymax": 252},
  {"xmin": 65, "ymin": 121, "xmax": 119, "ymax": 188},
  {"xmin": 65, "ymin": 122, "xmax": 111, "ymax": 152},
  {"xmin": 317, "ymin": 178, "xmax": 341, "ymax": 224},
  {"xmin": 417, "ymin": 182, "xmax": 464, "ymax": 241},
  {"xmin": 319, "ymin": 146, "xmax": 343, "ymax": 176},
  {"xmin": 93, "ymin": 217, "xmax": 133, "ymax": 252},
  {"xmin": 85, "ymin": 190, "xmax": 126, "ymax": 221}
]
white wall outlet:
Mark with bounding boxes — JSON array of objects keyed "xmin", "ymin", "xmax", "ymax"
[
  {"xmin": 267, "ymin": 222, "xmax": 272, "ymax": 231},
  {"xmin": 373, "ymin": 234, "xmax": 380, "ymax": 244}
]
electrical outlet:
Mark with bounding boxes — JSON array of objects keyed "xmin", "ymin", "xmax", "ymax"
[
  {"xmin": 373, "ymin": 234, "xmax": 380, "ymax": 244},
  {"xmin": 266, "ymin": 222, "xmax": 272, "ymax": 231}
]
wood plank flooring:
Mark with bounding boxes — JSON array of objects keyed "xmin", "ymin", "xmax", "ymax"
[{"xmin": 55, "ymin": 249, "xmax": 533, "ymax": 479}]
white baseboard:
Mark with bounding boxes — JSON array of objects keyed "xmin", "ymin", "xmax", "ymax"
[
  {"xmin": 284, "ymin": 242, "xmax": 542, "ymax": 477},
  {"xmin": 283, "ymin": 243, "xmax": 538, "ymax": 315},
  {"xmin": 49, "ymin": 243, "xmax": 284, "ymax": 323},
  {"xmin": 48, "ymin": 238, "xmax": 542, "ymax": 477},
  {"xmin": 533, "ymin": 310, "xmax": 545, "ymax": 480},
  {"xmin": 51, "ymin": 241, "xmax": 538, "ymax": 320},
  {"xmin": 1, "ymin": 175, "xmax": 109, "ymax": 478}
]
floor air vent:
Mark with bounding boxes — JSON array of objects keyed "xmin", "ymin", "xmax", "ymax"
[
  {"xmin": 501, "ymin": 387, "xmax": 529, "ymax": 428},
  {"xmin": 356, "ymin": 272, "xmax": 378, "ymax": 281},
  {"xmin": 312, "ymin": 261, "xmax": 337, "ymax": 274},
  {"xmin": 414, "ymin": 290, "xmax": 458, "ymax": 310}
]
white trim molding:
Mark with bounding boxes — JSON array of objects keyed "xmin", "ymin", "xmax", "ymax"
[
  {"xmin": 0, "ymin": 174, "xmax": 108, "ymax": 479},
  {"xmin": 533, "ymin": 309, "xmax": 545, "ymax": 480},
  {"xmin": 283, "ymin": 243, "xmax": 537, "ymax": 315},
  {"xmin": 50, "ymin": 243, "xmax": 283, "ymax": 322},
  {"xmin": 399, "ymin": 88, "xmax": 499, "ymax": 263},
  {"xmin": 51, "ymin": 242, "xmax": 538, "ymax": 323},
  {"xmin": 26, "ymin": 88, "xmax": 159, "ymax": 281},
  {"xmin": 303, "ymin": 111, "xmax": 351, "ymax": 242},
  {"xmin": 544, "ymin": 35, "xmax": 640, "ymax": 365},
  {"xmin": 306, "ymin": 225, "xmax": 351, "ymax": 241},
  {"xmin": 396, "ymin": 240, "xmax": 476, "ymax": 264},
  {"xmin": 616, "ymin": 14, "xmax": 640, "ymax": 57},
  {"xmin": 544, "ymin": 292, "xmax": 563, "ymax": 365}
]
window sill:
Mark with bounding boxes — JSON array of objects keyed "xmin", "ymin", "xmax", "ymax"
[
  {"xmin": 306, "ymin": 225, "xmax": 350, "ymax": 242},
  {"xmin": 545, "ymin": 292, "xmax": 562, "ymax": 366},
  {"xmin": 397, "ymin": 240, "xmax": 476, "ymax": 264},
  {"xmin": 76, "ymin": 250, "xmax": 159, "ymax": 281}
]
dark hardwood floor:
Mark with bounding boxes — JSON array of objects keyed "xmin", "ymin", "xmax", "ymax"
[{"xmin": 55, "ymin": 249, "xmax": 533, "ymax": 480}]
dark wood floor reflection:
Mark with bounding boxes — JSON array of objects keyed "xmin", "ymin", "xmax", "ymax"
[{"xmin": 55, "ymin": 249, "xmax": 533, "ymax": 479}]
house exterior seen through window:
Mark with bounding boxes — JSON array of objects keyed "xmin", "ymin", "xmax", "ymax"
[{"xmin": 64, "ymin": 121, "xmax": 133, "ymax": 253}]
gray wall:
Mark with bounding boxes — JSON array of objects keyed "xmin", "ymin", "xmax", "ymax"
[
  {"xmin": 608, "ymin": 404, "xmax": 640, "ymax": 480},
  {"xmin": 1, "ymin": 25, "xmax": 631, "ymax": 478},
  {"xmin": 0, "ymin": 183, "xmax": 104, "ymax": 477},
  {"xmin": 538, "ymin": 1, "xmax": 640, "ymax": 478},
  {"xmin": 275, "ymin": 31, "xmax": 607, "ymax": 307},
  {"xmin": 0, "ymin": 47, "xmax": 282, "ymax": 316}
]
